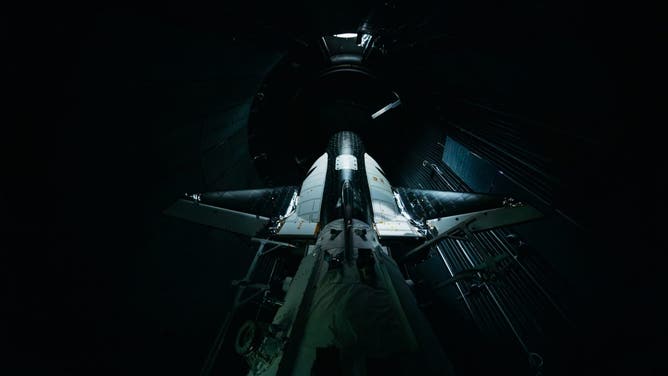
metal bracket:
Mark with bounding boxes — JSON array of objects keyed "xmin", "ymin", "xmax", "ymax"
[
  {"xmin": 199, "ymin": 238, "xmax": 296, "ymax": 376},
  {"xmin": 400, "ymin": 219, "xmax": 474, "ymax": 263}
]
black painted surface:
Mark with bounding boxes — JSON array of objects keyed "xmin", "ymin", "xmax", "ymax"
[
  {"xmin": 198, "ymin": 187, "xmax": 298, "ymax": 218},
  {"xmin": 397, "ymin": 188, "xmax": 507, "ymax": 220},
  {"xmin": 320, "ymin": 131, "xmax": 374, "ymax": 226}
]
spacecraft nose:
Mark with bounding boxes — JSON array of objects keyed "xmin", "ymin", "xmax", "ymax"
[{"xmin": 327, "ymin": 131, "xmax": 365, "ymax": 156}]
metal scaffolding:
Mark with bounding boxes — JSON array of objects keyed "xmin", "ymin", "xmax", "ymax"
[{"xmin": 397, "ymin": 136, "xmax": 574, "ymax": 375}]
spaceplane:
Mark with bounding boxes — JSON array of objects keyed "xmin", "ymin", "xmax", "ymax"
[{"xmin": 165, "ymin": 130, "xmax": 541, "ymax": 375}]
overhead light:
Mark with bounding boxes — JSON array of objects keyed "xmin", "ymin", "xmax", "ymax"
[
  {"xmin": 371, "ymin": 99, "xmax": 402, "ymax": 120},
  {"xmin": 333, "ymin": 33, "xmax": 357, "ymax": 39}
]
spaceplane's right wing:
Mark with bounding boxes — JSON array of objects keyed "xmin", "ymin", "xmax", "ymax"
[
  {"xmin": 426, "ymin": 204, "xmax": 543, "ymax": 235},
  {"xmin": 396, "ymin": 187, "xmax": 543, "ymax": 234}
]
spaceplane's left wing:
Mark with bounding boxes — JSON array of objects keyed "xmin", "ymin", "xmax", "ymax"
[{"xmin": 164, "ymin": 187, "xmax": 298, "ymax": 236}]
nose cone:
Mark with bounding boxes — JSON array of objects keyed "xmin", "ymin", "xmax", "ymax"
[
  {"xmin": 320, "ymin": 130, "xmax": 374, "ymax": 227},
  {"xmin": 327, "ymin": 131, "xmax": 365, "ymax": 157}
]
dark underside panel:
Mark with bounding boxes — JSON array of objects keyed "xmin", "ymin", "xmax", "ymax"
[
  {"xmin": 197, "ymin": 187, "xmax": 298, "ymax": 219},
  {"xmin": 396, "ymin": 188, "xmax": 507, "ymax": 220}
]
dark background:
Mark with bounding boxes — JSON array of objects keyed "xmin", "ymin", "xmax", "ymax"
[{"xmin": 5, "ymin": 1, "xmax": 664, "ymax": 375}]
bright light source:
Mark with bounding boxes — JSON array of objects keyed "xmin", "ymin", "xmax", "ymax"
[{"xmin": 333, "ymin": 33, "xmax": 357, "ymax": 39}]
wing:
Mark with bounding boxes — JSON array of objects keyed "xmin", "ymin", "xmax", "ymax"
[
  {"xmin": 395, "ymin": 187, "xmax": 542, "ymax": 234},
  {"xmin": 395, "ymin": 188, "xmax": 507, "ymax": 220},
  {"xmin": 395, "ymin": 188, "xmax": 543, "ymax": 262},
  {"xmin": 164, "ymin": 186, "xmax": 299, "ymax": 236},
  {"xmin": 363, "ymin": 153, "xmax": 542, "ymax": 239},
  {"xmin": 164, "ymin": 152, "xmax": 330, "ymax": 238}
]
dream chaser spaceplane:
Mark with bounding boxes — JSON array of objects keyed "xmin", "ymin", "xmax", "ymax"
[{"xmin": 165, "ymin": 131, "xmax": 542, "ymax": 375}]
